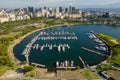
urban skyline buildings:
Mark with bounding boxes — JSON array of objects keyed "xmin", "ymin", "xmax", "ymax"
[{"xmin": 0, "ymin": 6, "xmax": 83, "ymax": 23}]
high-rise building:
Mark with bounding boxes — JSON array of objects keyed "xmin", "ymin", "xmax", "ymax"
[
  {"xmin": 72, "ymin": 9, "xmax": 80, "ymax": 14},
  {"xmin": 35, "ymin": 8, "xmax": 39, "ymax": 13},
  {"xmin": 59, "ymin": 7, "xmax": 63, "ymax": 13},
  {"xmin": 39, "ymin": 8, "xmax": 42, "ymax": 12},
  {"xmin": 23, "ymin": 8, "xmax": 28, "ymax": 12},
  {"xmin": 44, "ymin": 6, "xmax": 47, "ymax": 10},
  {"xmin": 65, "ymin": 8, "xmax": 68, "ymax": 13},
  {"xmin": 55, "ymin": 8, "xmax": 59, "ymax": 13},
  {"xmin": 72, "ymin": 7, "xmax": 75, "ymax": 11},
  {"xmin": 69, "ymin": 6, "xmax": 72, "ymax": 13},
  {"xmin": 28, "ymin": 7, "xmax": 34, "ymax": 13}
]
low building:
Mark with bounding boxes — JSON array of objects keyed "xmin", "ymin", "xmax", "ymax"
[
  {"xmin": 71, "ymin": 9, "xmax": 82, "ymax": 18},
  {"xmin": 0, "ymin": 10, "xmax": 9, "ymax": 23},
  {"xmin": 9, "ymin": 12, "xmax": 16, "ymax": 21},
  {"xmin": 0, "ymin": 15, "xmax": 9, "ymax": 23}
]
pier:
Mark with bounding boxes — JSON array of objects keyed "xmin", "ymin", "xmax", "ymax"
[
  {"xmin": 57, "ymin": 67, "xmax": 76, "ymax": 69},
  {"xmin": 38, "ymin": 31, "xmax": 78, "ymax": 41},
  {"xmin": 38, "ymin": 36, "xmax": 78, "ymax": 40},
  {"xmin": 39, "ymin": 31, "xmax": 76, "ymax": 36},
  {"xmin": 32, "ymin": 44, "xmax": 70, "ymax": 52},
  {"xmin": 21, "ymin": 32, "xmax": 41, "ymax": 64},
  {"xmin": 31, "ymin": 62, "xmax": 46, "ymax": 68},
  {"xmin": 81, "ymin": 47, "xmax": 108, "ymax": 57},
  {"xmin": 78, "ymin": 56, "xmax": 87, "ymax": 68}
]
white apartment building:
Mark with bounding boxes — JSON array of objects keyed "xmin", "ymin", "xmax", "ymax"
[{"xmin": 0, "ymin": 10, "xmax": 9, "ymax": 23}]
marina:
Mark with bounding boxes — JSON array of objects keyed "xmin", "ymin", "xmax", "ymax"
[
  {"xmin": 20, "ymin": 30, "xmax": 77, "ymax": 65},
  {"xmin": 22, "ymin": 31, "xmax": 77, "ymax": 55},
  {"xmin": 14, "ymin": 25, "xmax": 116, "ymax": 68}
]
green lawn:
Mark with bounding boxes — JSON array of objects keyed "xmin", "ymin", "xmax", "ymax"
[
  {"xmin": 0, "ymin": 66, "xmax": 9, "ymax": 76},
  {"xmin": 98, "ymin": 33, "xmax": 120, "ymax": 66},
  {"xmin": 0, "ymin": 32, "xmax": 21, "ymax": 39},
  {"xmin": 82, "ymin": 70, "xmax": 101, "ymax": 79}
]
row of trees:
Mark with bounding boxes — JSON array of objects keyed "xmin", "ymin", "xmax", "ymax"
[{"xmin": 87, "ymin": 16, "xmax": 120, "ymax": 26}]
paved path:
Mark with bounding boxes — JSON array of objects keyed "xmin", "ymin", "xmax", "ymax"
[{"xmin": 0, "ymin": 68, "xmax": 24, "ymax": 80}]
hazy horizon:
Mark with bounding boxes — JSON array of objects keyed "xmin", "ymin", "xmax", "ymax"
[{"xmin": 0, "ymin": 0, "xmax": 120, "ymax": 9}]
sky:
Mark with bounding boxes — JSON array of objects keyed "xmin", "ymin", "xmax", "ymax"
[{"xmin": 0, "ymin": 0, "xmax": 120, "ymax": 8}]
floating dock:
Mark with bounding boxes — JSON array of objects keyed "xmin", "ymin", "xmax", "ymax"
[
  {"xmin": 56, "ymin": 67, "xmax": 76, "ymax": 69},
  {"xmin": 32, "ymin": 44, "xmax": 70, "ymax": 52},
  {"xmin": 81, "ymin": 47, "xmax": 108, "ymax": 57},
  {"xmin": 31, "ymin": 62, "xmax": 46, "ymax": 68},
  {"xmin": 78, "ymin": 56, "xmax": 86, "ymax": 68}
]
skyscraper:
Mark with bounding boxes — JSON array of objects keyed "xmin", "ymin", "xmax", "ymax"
[
  {"xmin": 65, "ymin": 8, "xmax": 68, "ymax": 13},
  {"xmin": 72, "ymin": 7, "xmax": 75, "ymax": 11},
  {"xmin": 28, "ymin": 6, "xmax": 34, "ymax": 13},
  {"xmin": 35, "ymin": 8, "xmax": 39, "ymax": 13},
  {"xmin": 44, "ymin": 6, "xmax": 47, "ymax": 10},
  {"xmin": 59, "ymin": 7, "xmax": 63, "ymax": 13},
  {"xmin": 69, "ymin": 6, "xmax": 72, "ymax": 13}
]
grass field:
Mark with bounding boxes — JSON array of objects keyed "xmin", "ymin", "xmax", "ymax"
[
  {"xmin": 0, "ymin": 32, "xmax": 21, "ymax": 39},
  {"xmin": 98, "ymin": 33, "xmax": 120, "ymax": 66},
  {"xmin": 0, "ymin": 66, "xmax": 9, "ymax": 76},
  {"xmin": 82, "ymin": 70, "xmax": 101, "ymax": 79}
]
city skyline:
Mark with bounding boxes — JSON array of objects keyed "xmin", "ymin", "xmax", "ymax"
[{"xmin": 0, "ymin": 0, "xmax": 120, "ymax": 8}]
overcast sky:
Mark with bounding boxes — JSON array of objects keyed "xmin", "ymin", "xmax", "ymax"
[{"xmin": 0, "ymin": 0, "xmax": 120, "ymax": 8}]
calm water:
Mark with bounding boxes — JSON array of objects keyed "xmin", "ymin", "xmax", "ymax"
[{"xmin": 13, "ymin": 25, "xmax": 120, "ymax": 68}]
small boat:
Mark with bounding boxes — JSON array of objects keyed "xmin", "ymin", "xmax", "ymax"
[
  {"xmin": 56, "ymin": 61, "xmax": 59, "ymax": 67},
  {"xmin": 58, "ymin": 45, "xmax": 61, "ymax": 53},
  {"xmin": 71, "ymin": 60, "xmax": 74, "ymax": 67},
  {"xmin": 40, "ymin": 46, "xmax": 44, "ymax": 51},
  {"xmin": 65, "ymin": 60, "xmax": 68, "ymax": 67},
  {"xmin": 49, "ymin": 45, "xmax": 53, "ymax": 50},
  {"xmin": 94, "ymin": 39, "xmax": 103, "ymax": 43},
  {"xmin": 95, "ymin": 46, "xmax": 107, "ymax": 51},
  {"xmin": 62, "ymin": 46, "xmax": 65, "ymax": 52},
  {"xmin": 98, "ymin": 44, "xmax": 105, "ymax": 46},
  {"xmin": 60, "ymin": 62, "xmax": 63, "ymax": 67}
]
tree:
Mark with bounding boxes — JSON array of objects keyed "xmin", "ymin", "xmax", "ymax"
[
  {"xmin": 24, "ymin": 66, "xmax": 35, "ymax": 73},
  {"xmin": 76, "ymin": 66, "xmax": 81, "ymax": 70},
  {"xmin": 97, "ymin": 64, "xmax": 112, "ymax": 72}
]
